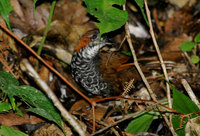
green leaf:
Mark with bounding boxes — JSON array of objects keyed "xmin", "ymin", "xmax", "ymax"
[
  {"xmin": 0, "ymin": 72, "xmax": 63, "ymax": 130},
  {"xmin": 0, "ymin": 71, "xmax": 19, "ymax": 90},
  {"xmin": 134, "ymin": 0, "xmax": 149, "ymax": 25},
  {"xmin": 27, "ymin": 107, "xmax": 61, "ymax": 125},
  {"xmin": 172, "ymin": 115, "xmax": 188, "ymax": 136},
  {"xmin": 0, "ymin": 0, "xmax": 13, "ymax": 30},
  {"xmin": 121, "ymin": 50, "xmax": 132, "ymax": 56},
  {"xmin": 191, "ymin": 56, "xmax": 200, "ymax": 64},
  {"xmin": 172, "ymin": 89, "xmax": 199, "ymax": 114},
  {"xmin": 0, "ymin": 125, "xmax": 28, "ymax": 136},
  {"xmin": 0, "ymin": 102, "xmax": 12, "ymax": 113},
  {"xmin": 16, "ymin": 103, "xmax": 24, "ymax": 117},
  {"xmin": 0, "ymin": 71, "xmax": 19, "ymax": 110},
  {"xmin": 83, "ymin": 0, "xmax": 128, "ymax": 36},
  {"xmin": 9, "ymin": 85, "xmax": 63, "ymax": 130},
  {"xmin": 172, "ymin": 88, "xmax": 200, "ymax": 135},
  {"xmin": 33, "ymin": 0, "xmax": 38, "ymax": 6},
  {"xmin": 126, "ymin": 114, "xmax": 154, "ymax": 134},
  {"xmin": 194, "ymin": 32, "xmax": 200, "ymax": 43},
  {"xmin": 180, "ymin": 41, "xmax": 196, "ymax": 52},
  {"xmin": 162, "ymin": 78, "xmax": 200, "ymax": 135}
]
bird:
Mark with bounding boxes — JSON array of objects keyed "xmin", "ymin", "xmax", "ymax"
[
  {"xmin": 71, "ymin": 29, "xmax": 112, "ymax": 97},
  {"xmin": 71, "ymin": 29, "xmax": 140, "ymax": 97}
]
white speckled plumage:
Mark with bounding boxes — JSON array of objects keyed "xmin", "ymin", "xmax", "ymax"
[{"xmin": 71, "ymin": 30, "xmax": 112, "ymax": 96}]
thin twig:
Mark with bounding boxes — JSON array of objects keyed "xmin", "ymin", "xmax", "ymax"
[
  {"xmin": 181, "ymin": 79, "xmax": 200, "ymax": 109},
  {"xmin": 118, "ymin": 35, "xmax": 127, "ymax": 51},
  {"xmin": 144, "ymin": 1, "xmax": 177, "ymax": 135},
  {"xmin": 144, "ymin": 0, "xmax": 171, "ymax": 110},
  {"xmin": 20, "ymin": 59, "xmax": 86, "ymax": 136},
  {"xmin": 92, "ymin": 104, "xmax": 96, "ymax": 133},
  {"xmin": 123, "ymin": 4, "xmax": 157, "ymax": 103}
]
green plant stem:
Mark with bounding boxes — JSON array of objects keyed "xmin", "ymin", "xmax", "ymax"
[
  {"xmin": 5, "ymin": 1, "xmax": 14, "ymax": 52},
  {"xmin": 33, "ymin": 0, "xmax": 38, "ymax": 18},
  {"xmin": 35, "ymin": 0, "xmax": 57, "ymax": 71},
  {"xmin": 6, "ymin": 16, "xmax": 14, "ymax": 52}
]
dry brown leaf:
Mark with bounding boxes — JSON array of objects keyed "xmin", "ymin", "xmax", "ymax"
[{"xmin": 0, "ymin": 111, "xmax": 44, "ymax": 126}]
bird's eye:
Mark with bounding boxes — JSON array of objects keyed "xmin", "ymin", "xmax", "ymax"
[{"xmin": 90, "ymin": 33, "xmax": 98, "ymax": 40}]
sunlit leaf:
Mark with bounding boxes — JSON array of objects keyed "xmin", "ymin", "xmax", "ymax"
[
  {"xmin": 191, "ymin": 56, "xmax": 200, "ymax": 64},
  {"xmin": 172, "ymin": 86, "xmax": 200, "ymax": 135},
  {"xmin": 0, "ymin": 125, "xmax": 28, "ymax": 136},
  {"xmin": 0, "ymin": 102, "xmax": 12, "ymax": 113},
  {"xmin": 0, "ymin": 0, "xmax": 13, "ymax": 30},
  {"xmin": 180, "ymin": 41, "xmax": 195, "ymax": 52},
  {"xmin": 194, "ymin": 32, "xmax": 200, "ymax": 43},
  {"xmin": 83, "ymin": 0, "xmax": 128, "ymax": 36},
  {"xmin": 126, "ymin": 114, "xmax": 154, "ymax": 134}
]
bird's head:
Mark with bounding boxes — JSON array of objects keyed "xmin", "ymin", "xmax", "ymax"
[{"xmin": 73, "ymin": 29, "xmax": 113, "ymax": 57}]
